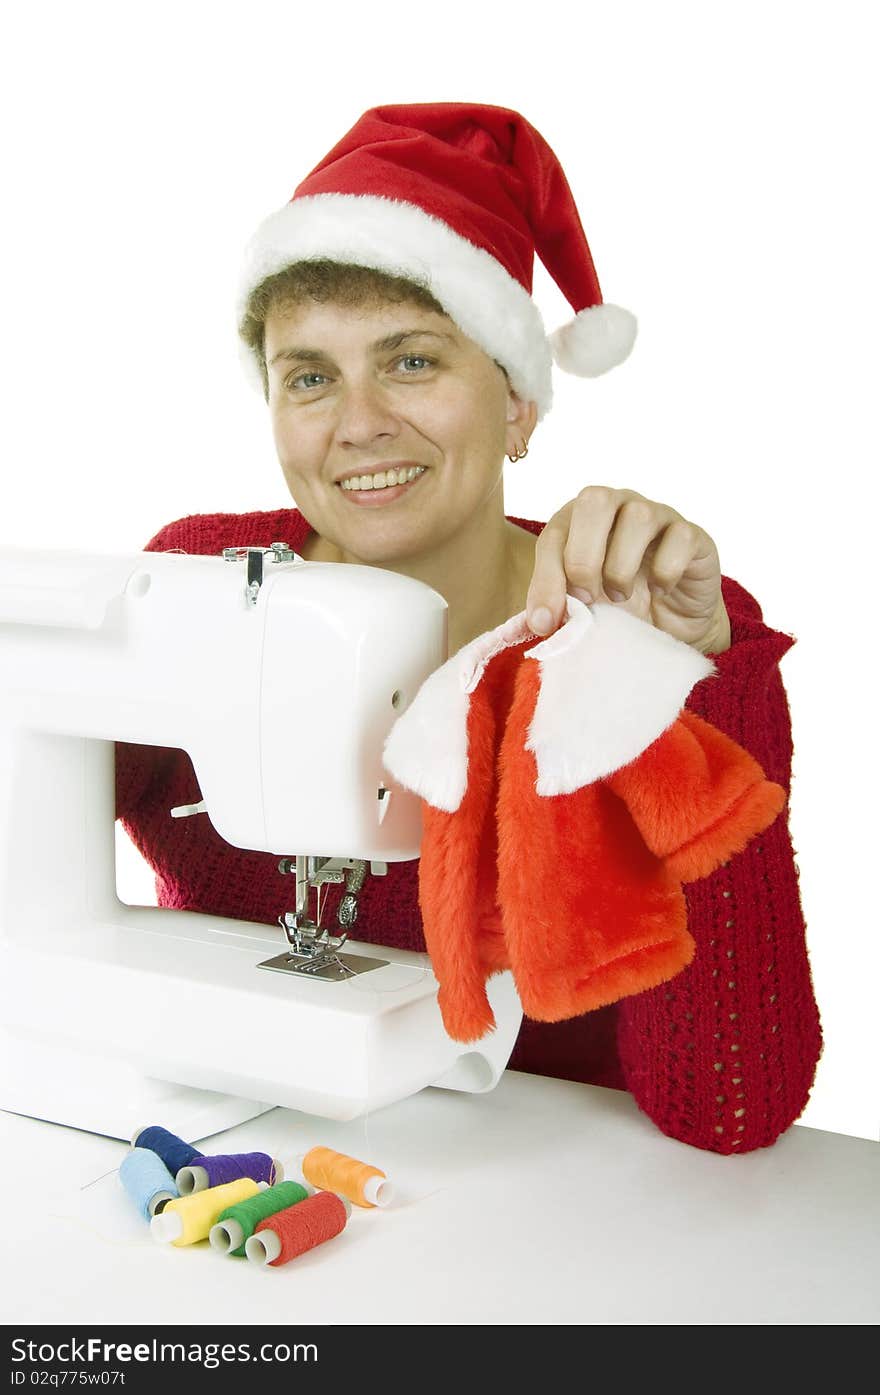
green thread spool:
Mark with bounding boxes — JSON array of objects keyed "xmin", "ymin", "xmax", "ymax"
[{"xmin": 208, "ymin": 1181, "xmax": 312, "ymax": 1257}]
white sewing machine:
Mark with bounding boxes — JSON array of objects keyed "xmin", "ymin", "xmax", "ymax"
[{"xmin": 0, "ymin": 541, "xmax": 522, "ymax": 1140}]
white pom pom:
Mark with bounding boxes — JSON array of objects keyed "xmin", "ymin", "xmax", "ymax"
[{"xmin": 549, "ymin": 303, "xmax": 638, "ymax": 378}]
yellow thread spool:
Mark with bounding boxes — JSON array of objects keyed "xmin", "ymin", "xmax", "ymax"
[
  {"xmin": 150, "ymin": 1176, "xmax": 260, "ymax": 1246},
  {"xmin": 298, "ymin": 1146, "xmax": 393, "ymax": 1208}
]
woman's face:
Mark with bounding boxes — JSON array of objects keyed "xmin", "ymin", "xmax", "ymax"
[{"xmin": 264, "ymin": 298, "xmax": 530, "ymax": 565}]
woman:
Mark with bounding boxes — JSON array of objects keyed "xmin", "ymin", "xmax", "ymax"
[{"xmin": 116, "ymin": 102, "xmax": 822, "ymax": 1154}]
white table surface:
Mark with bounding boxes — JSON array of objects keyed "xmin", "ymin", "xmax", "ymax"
[{"xmin": 2, "ymin": 1071, "xmax": 877, "ymax": 1326}]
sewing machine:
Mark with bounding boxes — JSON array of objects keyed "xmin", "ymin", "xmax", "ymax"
[{"xmin": 0, "ymin": 542, "xmax": 522, "ymax": 1140}]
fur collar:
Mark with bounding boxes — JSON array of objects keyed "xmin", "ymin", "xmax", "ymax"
[{"xmin": 382, "ymin": 596, "xmax": 716, "ymax": 812}]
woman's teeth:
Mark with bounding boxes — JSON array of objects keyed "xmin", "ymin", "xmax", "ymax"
[{"xmin": 340, "ymin": 466, "xmax": 426, "ymax": 492}]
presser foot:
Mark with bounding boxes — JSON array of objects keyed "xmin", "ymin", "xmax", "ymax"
[{"xmin": 257, "ymin": 912, "xmax": 389, "ymax": 980}]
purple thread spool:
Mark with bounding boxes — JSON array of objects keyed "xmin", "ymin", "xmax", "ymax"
[{"xmin": 176, "ymin": 1151, "xmax": 282, "ymax": 1194}]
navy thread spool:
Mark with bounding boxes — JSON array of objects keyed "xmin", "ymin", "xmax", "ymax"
[
  {"xmin": 131, "ymin": 1125, "xmax": 203, "ymax": 1176},
  {"xmin": 176, "ymin": 1152, "xmax": 283, "ymax": 1194},
  {"xmin": 119, "ymin": 1147, "xmax": 179, "ymax": 1220}
]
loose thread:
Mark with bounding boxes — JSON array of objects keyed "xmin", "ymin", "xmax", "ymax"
[
  {"xmin": 246, "ymin": 1191, "xmax": 350, "ymax": 1267},
  {"xmin": 209, "ymin": 1181, "xmax": 310, "ymax": 1257},
  {"xmin": 47, "ymin": 1211, "xmax": 156, "ymax": 1250},
  {"xmin": 133, "ymin": 1125, "xmax": 202, "ymax": 1176},
  {"xmin": 300, "ymin": 1145, "xmax": 393, "ymax": 1208},
  {"xmin": 177, "ymin": 1151, "xmax": 280, "ymax": 1194},
  {"xmin": 80, "ymin": 1165, "xmax": 123, "ymax": 1192}
]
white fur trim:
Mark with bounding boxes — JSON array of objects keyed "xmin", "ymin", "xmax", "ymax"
[
  {"xmin": 382, "ymin": 659, "xmax": 472, "ymax": 813},
  {"xmin": 382, "ymin": 596, "xmax": 716, "ymax": 810},
  {"xmin": 380, "ymin": 612, "xmax": 532, "ymax": 813},
  {"xmin": 238, "ymin": 194, "xmax": 555, "ymax": 419},
  {"xmin": 549, "ymin": 303, "xmax": 638, "ymax": 378},
  {"xmin": 524, "ymin": 599, "xmax": 715, "ymax": 795}
]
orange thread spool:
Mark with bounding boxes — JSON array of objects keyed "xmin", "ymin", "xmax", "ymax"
[
  {"xmin": 246, "ymin": 1190, "xmax": 350, "ymax": 1266},
  {"xmin": 298, "ymin": 1146, "xmax": 393, "ymax": 1208}
]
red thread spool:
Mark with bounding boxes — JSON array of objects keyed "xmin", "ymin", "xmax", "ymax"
[{"xmin": 245, "ymin": 1190, "xmax": 351, "ymax": 1267}]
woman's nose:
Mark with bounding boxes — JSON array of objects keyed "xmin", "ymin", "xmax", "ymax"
[{"xmin": 333, "ymin": 378, "xmax": 401, "ymax": 446}]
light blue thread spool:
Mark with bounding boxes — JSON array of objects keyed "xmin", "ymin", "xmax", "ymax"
[{"xmin": 120, "ymin": 1146, "xmax": 180, "ymax": 1220}]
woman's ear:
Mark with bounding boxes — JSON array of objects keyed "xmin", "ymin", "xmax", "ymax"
[{"xmin": 505, "ymin": 391, "xmax": 538, "ymax": 444}]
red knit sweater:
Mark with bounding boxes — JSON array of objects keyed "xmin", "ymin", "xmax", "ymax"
[{"xmin": 115, "ymin": 508, "xmax": 823, "ymax": 1155}]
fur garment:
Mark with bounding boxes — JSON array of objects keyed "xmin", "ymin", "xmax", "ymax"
[{"xmin": 383, "ymin": 598, "xmax": 786, "ymax": 1043}]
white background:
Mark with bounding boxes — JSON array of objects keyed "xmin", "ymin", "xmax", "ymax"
[{"xmin": 1, "ymin": 1, "xmax": 876, "ymax": 1140}]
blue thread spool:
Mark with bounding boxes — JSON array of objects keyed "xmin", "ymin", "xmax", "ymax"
[
  {"xmin": 131, "ymin": 1124, "xmax": 203, "ymax": 1176},
  {"xmin": 177, "ymin": 1151, "xmax": 283, "ymax": 1194},
  {"xmin": 119, "ymin": 1147, "xmax": 179, "ymax": 1220}
]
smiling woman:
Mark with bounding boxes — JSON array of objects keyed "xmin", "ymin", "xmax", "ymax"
[
  {"xmin": 115, "ymin": 101, "xmax": 822, "ymax": 1157},
  {"xmin": 237, "ymin": 258, "xmax": 540, "ymax": 653},
  {"xmin": 252, "ymin": 282, "xmax": 538, "ymax": 651}
]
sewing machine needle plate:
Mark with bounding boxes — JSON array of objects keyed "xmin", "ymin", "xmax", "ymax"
[{"xmin": 257, "ymin": 951, "xmax": 389, "ymax": 981}]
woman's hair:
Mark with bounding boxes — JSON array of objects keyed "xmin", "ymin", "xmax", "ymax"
[{"xmin": 239, "ymin": 259, "xmax": 449, "ymax": 400}]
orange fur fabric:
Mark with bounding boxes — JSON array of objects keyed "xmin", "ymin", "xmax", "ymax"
[{"xmin": 383, "ymin": 600, "xmax": 787, "ymax": 1044}]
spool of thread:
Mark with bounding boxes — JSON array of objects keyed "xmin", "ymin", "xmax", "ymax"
[
  {"xmin": 150, "ymin": 1176, "xmax": 262, "ymax": 1247},
  {"xmin": 119, "ymin": 1146, "xmax": 180, "ymax": 1220},
  {"xmin": 177, "ymin": 1151, "xmax": 282, "ymax": 1194},
  {"xmin": 245, "ymin": 1191, "xmax": 352, "ymax": 1267},
  {"xmin": 297, "ymin": 1146, "xmax": 393, "ymax": 1208},
  {"xmin": 209, "ymin": 1181, "xmax": 312, "ymax": 1257},
  {"xmin": 131, "ymin": 1125, "xmax": 203, "ymax": 1176}
]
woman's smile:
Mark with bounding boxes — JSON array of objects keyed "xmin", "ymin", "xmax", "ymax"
[{"xmin": 336, "ymin": 464, "xmax": 429, "ymax": 507}]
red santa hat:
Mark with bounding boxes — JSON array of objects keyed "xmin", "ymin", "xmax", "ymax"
[{"xmin": 237, "ymin": 102, "xmax": 637, "ymax": 419}]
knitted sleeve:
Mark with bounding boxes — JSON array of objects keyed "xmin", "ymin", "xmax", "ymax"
[{"xmin": 614, "ymin": 576, "xmax": 823, "ymax": 1154}]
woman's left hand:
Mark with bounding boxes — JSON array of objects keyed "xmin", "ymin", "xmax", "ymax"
[{"xmin": 525, "ymin": 486, "xmax": 730, "ymax": 653}]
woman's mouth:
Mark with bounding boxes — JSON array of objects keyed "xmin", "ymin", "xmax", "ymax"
[{"xmin": 337, "ymin": 465, "xmax": 427, "ymax": 507}]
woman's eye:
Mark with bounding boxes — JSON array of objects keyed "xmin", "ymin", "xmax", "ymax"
[
  {"xmin": 285, "ymin": 357, "xmax": 433, "ymax": 391},
  {"xmin": 288, "ymin": 371, "xmax": 328, "ymax": 390},
  {"xmin": 395, "ymin": 355, "xmax": 433, "ymax": 373}
]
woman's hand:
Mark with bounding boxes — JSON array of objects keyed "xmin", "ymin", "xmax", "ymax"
[{"xmin": 525, "ymin": 486, "xmax": 730, "ymax": 653}]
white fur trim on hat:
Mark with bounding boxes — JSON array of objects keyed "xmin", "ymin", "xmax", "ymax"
[
  {"xmin": 381, "ymin": 597, "xmax": 716, "ymax": 811},
  {"xmin": 549, "ymin": 304, "xmax": 638, "ymax": 378},
  {"xmin": 238, "ymin": 193, "xmax": 555, "ymax": 419}
]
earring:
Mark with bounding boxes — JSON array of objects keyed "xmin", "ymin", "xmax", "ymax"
[{"xmin": 506, "ymin": 439, "xmax": 529, "ymax": 463}]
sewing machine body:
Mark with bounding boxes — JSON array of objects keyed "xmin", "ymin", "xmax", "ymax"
[{"xmin": 0, "ymin": 544, "xmax": 522, "ymax": 1140}]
